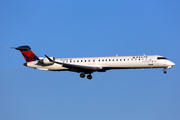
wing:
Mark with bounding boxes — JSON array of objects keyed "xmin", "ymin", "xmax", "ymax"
[{"xmin": 45, "ymin": 55, "xmax": 101, "ymax": 73}]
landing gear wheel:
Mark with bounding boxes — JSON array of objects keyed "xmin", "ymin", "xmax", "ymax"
[
  {"xmin": 87, "ymin": 75, "xmax": 92, "ymax": 80},
  {"xmin": 163, "ymin": 71, "xmax": 167, "ymax": 74},
  {"xmin": 80, "ymin": 73, "xmax": 85, "ymax": 78}
]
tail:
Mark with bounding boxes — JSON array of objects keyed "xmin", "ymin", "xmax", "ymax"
[{"xmin": 14, "ymin": 46, "xmax": 40, "ymax": 62}]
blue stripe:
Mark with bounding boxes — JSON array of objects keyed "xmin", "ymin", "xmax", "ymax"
[{"xmin": 22, "ymin": 53, "xmax": 29, "ymax": 62}]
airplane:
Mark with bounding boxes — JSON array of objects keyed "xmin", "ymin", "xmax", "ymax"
[{"xmin": 10, "ymin": 45, "xmax": 175, "ymax": 80}]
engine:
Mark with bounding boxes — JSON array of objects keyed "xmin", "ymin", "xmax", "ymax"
[{"xmin": 39, "ymin": 57, "xmax": 55, "ymax": 65}]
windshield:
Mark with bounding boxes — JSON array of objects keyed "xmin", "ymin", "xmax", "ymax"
[{"xmin": 157, "ymin": 57, "xmax": 167, "ymax": 60}]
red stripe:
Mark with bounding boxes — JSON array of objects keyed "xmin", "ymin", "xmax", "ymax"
[{"xmin": 21, "ymin": 51, "xmax": 36, "ymax": 62}]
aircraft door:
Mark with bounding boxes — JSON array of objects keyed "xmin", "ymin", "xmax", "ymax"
[{"xmin": 148, "ymin": 59, "xmax": 153, "ymax": 65}]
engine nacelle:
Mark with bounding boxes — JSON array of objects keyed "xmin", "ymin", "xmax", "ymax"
[{"xmin": 39, "ymin": 57, "xmax": 55, "ymax": 65}]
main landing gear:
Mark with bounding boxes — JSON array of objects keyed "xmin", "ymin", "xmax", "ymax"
[
  {"xmin": 80, "ymin": 73, "xmax": 85, "ymax": 78},
  {"xmin": 87, "ymin": 74, "xmax": 92, "ymax": 79},
  {"xmin": 80, "ymin": 73, "xmax": 92, "ymax": 80}
]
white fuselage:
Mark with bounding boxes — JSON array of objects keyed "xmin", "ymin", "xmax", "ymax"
[{"xmin": 25, "ymin": 55, "xmax": 175, "ymax": 72}]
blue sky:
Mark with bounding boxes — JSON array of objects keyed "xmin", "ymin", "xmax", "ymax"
[{"xmin": 1, "ymin": 0, "xmax": 180, "ymax": 120}]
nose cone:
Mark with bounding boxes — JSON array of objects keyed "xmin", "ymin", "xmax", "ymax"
[
  {"xmin": 167, "ymin": 61, "xmax": 175, "ymax": 68},
  {"xmin": 170, "ymin": 61, "xmax": 175, "ymax": 66}
]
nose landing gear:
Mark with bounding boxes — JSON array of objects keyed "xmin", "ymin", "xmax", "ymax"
[{"xmin": 163, "ymin": 67, "xmax": 167, "ymax": 74}]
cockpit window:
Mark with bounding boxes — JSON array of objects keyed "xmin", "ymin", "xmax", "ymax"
[{"xmin": 157, "ymin": 57, "xmax": 167, "ymax": 60}]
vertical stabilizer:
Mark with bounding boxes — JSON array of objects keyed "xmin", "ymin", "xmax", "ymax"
[{"xmin": 15, "ymin": 46, "xmax": 40, "ymax": 62}]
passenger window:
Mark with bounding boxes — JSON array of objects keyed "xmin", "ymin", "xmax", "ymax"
[
  {"xmin": 124, "ymin": 59, "xmax": 125, "ymax": 61},
  {"xmin": 77, "ymin": 60, "xmax": 79, "ymax": 62},
  {"xmin": 109, "ymin": 59, "xmax": 111, "ymax": 61},
  {"xmin": 99, "ymin": 60, "xmax": 100, "ymax": 62},
  {"xmin": 116, "ymin": 59, "xmax": 118, "ymax": 61},
  {"xmin": 93, "ymin": 60, "xmax": 95, "ymax": 62},
  {"xmin": 81, "ymin": 60, "xmax": 83, "ymax": 62},
  {"xmin": 85, "ymin": 60, "xmax": 86, "ymax": 62},
  {"xmin": 88, "ymin": 60, "xmax": 90, "ymax": 62},
  {"xmin": 105, "ymin": 59, "xmax": 107, "ymax": 61}
]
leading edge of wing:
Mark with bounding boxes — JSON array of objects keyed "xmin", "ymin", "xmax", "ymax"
[{"xmin": 62, "ymin": 63, "xmax": 101, "ymax": 71}]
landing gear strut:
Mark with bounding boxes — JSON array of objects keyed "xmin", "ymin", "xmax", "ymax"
[{"xmin": 163, "ymin": 67, "xmax": 167, "ymax": 74}]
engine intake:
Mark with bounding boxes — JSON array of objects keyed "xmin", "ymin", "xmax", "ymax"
[{"xmin": 39, "ymin": 57, "xmax": 55, "ymax": 65}]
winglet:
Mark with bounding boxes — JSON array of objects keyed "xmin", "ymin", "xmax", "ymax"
[
  {"xmin": 45, "ymin": 55, "xmax": 63, "ymax": 65},
  {"xmin": 45, "ymin": 55, "xmax": 54, "ymax": 62}
]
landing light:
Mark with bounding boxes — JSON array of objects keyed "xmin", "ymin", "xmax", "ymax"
[{"xmin": 167, "ymin": 66, "xmax": 173, "ymax": 69}]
